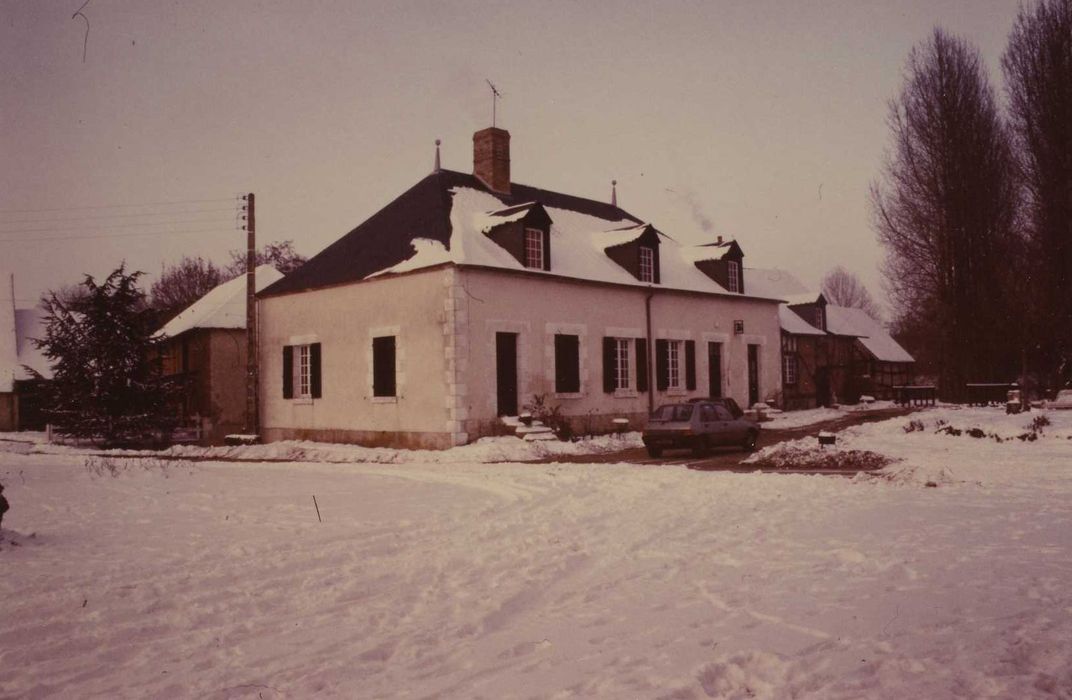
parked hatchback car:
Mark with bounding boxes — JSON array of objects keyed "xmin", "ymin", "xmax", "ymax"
[{"xmin": 642, "ymin": 400, "xmax": 760, "ymax": 457}]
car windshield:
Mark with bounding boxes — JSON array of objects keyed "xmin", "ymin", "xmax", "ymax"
[{"xmin": 652, "ymin": 404, "xmax": 694, "ymax": 422}]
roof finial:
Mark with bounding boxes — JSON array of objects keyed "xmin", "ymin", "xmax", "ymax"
[
  {"xmin": 611, "ymin": 179, "xmax": 618, "ymax": 207},
  {"xmin": 433, "ymin": 139, "xmax": 442, "ymax": 173}
]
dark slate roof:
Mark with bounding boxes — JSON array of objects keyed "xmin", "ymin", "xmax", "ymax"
[{"xmin": 261, "ymin": 169, "xmax": 642, "ymax": 297}]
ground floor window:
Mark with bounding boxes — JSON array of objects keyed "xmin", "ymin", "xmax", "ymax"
[
  {"xmin": 615, "ymin": 338, "xmax": 631, "ymax": 390},
  {"xmin": 783, "ymin": 353, "xmax": 798, "ymax": 385},
  {"xmin": 282, "ymin": 343, "xmax": 321, "ymax": 399},
  {"xmin": 554, "ymin": 334, "xmax": 581, "ymax": 393},
  {"xmin": 372, "ymin": 336, "xmax": 396, "ymax": 397}
]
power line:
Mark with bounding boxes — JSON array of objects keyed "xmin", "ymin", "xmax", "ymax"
[
  {"xmin": 0, "ymin": 218, "xmax": 238, "ymax": 236},
  {"xmin": 0, "ymin": 227, "xmax": 241, "ymax": 244},
  {"xmin": 0, "ymin": 197, "xmax": 236, "ymax": 214},
  {"xmin": 0, "ymin": 207, "xmax": 238, "ymax": 225}
]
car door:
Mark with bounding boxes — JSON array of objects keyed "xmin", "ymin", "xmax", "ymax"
[
  {"xmin": 698, "ymin": 403, "xmax": 719, "ymax": 444},
  {"xmin": 712, "ymin": 404, "xmax": 738, "ymax": 444}
]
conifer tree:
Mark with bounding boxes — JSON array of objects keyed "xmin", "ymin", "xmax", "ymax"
[{"xmin": 32, "ymin": 266, "xmax": 178, "ymax": 446}]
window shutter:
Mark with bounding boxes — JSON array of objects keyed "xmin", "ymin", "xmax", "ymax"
[
  {"xmin": 602, "ymin": 337, "xmax": 616, "ymax": 393},
  {"xmin": 543, "ymin": 229, "xmax": 552, "ymax": 272},
  {"xmin": 685, "ymin": 340, "xmax": 696, "ymax": 390},
  {"xmin": 554, "ymin": 334, "xmax": 580, "ymax": 393},
  {"xmin": 282, "ymin": 346, "xmax": 294, "ymax": 398},
  {"xmin": 636, "ymin": 338, "xmax": 649, "ymax": 392},
  {"xmin": 373, "ymin": 336, "xmax": 396, "ymax": 397},
  {"xmin": 310, "ymin": 343, "xmax": 322, "ymax": 398},
  {"xmin": 655, "ymin": 339, "xmax": 668, "ymax": 391}
]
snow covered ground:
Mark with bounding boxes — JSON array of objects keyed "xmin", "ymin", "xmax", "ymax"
[{"xmin": 1, "ymin": 406, "xmax": 1071, "ymax": 698}]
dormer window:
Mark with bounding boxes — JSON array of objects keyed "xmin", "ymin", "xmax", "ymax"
[
  {"xmin": 524, "ymin": 228, "xmax": 545, "ymax": 269},
  {"xmin": 482, "ymin": 203, "xmax": 553, "ymax": 272},
  {"xmin": 639, "ymin": 246, "xmax": 655, "ymax": 282},
  {"xmin": 814, "ymin": 306, "xmax": 825, "ymax": 330},
  {"xmin": 727, "ymin": 260, "xmax": 740, "ymax": 292}
]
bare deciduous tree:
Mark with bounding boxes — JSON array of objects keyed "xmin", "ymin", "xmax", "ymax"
[
  {"xmin": 821, "ymin": 266, "xmax": 883, "ymax": 320},
  {"xmin": 225, "ymin": 240, "xmax": 306, "ymax": 277},
  {"xmin": 871, "ymin": 29, "xmax": 1022, "ymax": 399},
  {"xmin": 149, "ymin": 256, "xmax": 224, "ymax": 324},
  {"xmin": 1003, "ymin": 0, "xmax": 1072, "ymax": 389}
]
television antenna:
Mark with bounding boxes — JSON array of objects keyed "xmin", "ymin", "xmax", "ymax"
[{"xmin": 486, "ymin": 79, "xmax": 503, "ymax": 127}]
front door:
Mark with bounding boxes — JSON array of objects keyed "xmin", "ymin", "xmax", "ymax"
[
  {"xmin": 708, "ymin": 342, "xmax": 722, "ymax": 398},
  {"xmin": 496, "ymin": 332, "xmax": 518, "ymax": 416},
  {"xmin": 747, "ymin": 344, "xmax": 760, "ymax": 408}
]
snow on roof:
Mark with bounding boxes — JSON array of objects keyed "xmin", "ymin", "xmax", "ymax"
[
  {"xmin": 1, "ymin": 281, "xmax": 52, "ymax": 389},
  {"xmin": 784, "ymin": 292, "xmax": 824, "ymax": 306},
  {"xmin": 823, "ymin": 305, "xmax": 870, "ymax": 337},
  {"xmin": 679, "ymin": 242, "xmax": 735, "ymax": 264},
  {"xmin": 826, "ymin": 305, "xmax": 914, "ymax": 363},
  {"xmin": 742, "ymin": 268, "xmax": 823, "ymax": 335},
  {"xmin": 591, "ymin": 223, "xmax": 652, "ymax": 250},
  {"xmin": 779, "ymin": 305, "xmax": 826, "ymax": 336},
  {"xmin": 369, "ymin": 238, "xmax": 452, "ymax": 277},
  {"xmin": 0, "ymin": 289, "xmax": 16, "ymax": 393},
  {"xmin": 474, "ymin": 202, "xmax": 540, "ymax": 233},
  {"xmin": 381, "ymin": 186, "xmax": 782, "ymax": 301},
  {"xmin": 744, "ymin": 267, "xmax": 809, "ymax": 299},
  {"xmin": 155, "ymin": 266, "xmax": 284, "ymax": 339}
]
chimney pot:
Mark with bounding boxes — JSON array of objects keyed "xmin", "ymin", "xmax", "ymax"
[
  {"xmin": 473, "ymin": 127, "xmax": 511, "ymax": 194},
  {"xmin": 717, "ymin": 235, "xmax": 723, "ymax": 245}
]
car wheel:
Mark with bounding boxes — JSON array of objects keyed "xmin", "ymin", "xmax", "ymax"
[
  {"xmin": 742, "ymin": 430, "xmax": 758, "ymax": 452},
  {"xmin": 646, "ymin": 445, "xmax": 663, "ymax": 458}
]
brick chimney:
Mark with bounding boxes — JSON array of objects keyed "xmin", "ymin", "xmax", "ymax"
[{"xmin": 473, "ymin": 127, "xmax": 510, "ymax": 194}]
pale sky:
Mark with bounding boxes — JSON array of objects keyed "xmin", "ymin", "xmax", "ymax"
[{"xmin": 1, "ymin": 0, "xmax": 1023, "ymax": 314}]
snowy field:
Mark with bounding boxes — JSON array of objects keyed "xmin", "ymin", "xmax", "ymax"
[{"xmin": 1, "ymin": 406, "xmax": 1071, "ymax": 698}]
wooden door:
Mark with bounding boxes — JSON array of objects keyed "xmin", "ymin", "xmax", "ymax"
[
  {"xmin": 496, "ymin": 332, "xmax": 518, "ymax": 416},
  {"xmin": 748, "ymin": 344, "xmax": 760, "ymax": 408},
  {"xmin": 708, "ymin": 342, "xmax": 722, "ymax": 398}
]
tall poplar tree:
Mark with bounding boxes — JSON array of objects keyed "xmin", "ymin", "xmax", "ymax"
[
  {"xmin": 871, "ymin": 29, "xmax": 1022, "ymax": 399},
  {"xmin": 1003, "ymin": 0, "xmax": 1072, "ymax": 389}
]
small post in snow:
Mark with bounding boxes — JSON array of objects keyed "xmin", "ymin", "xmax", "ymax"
[{"xmin": 312, "ymin": 495, "xmax": 322, "ymax": 523}]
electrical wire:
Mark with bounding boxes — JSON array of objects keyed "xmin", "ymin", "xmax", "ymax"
[
  {"xmin": 0, "ymin": 207, "xmax": 238, "ymax": 225},
  {"xmin": 0, "ymin": 218, "xmax": 239, "ymax": 236},
  {"xmin": 0, "ymin": 197, "xmax": 236, "ymax": 214},
  {"xmin": 0, "ymin": 227, "xmax": 243, "ymax": 244}
]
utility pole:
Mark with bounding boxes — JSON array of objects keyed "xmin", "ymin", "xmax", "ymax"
[{"xmin": 244, "ymin": 193, "xmax": 258, "ymax": 436}]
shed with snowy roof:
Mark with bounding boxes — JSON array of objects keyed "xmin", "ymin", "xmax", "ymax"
[
  {"xmin": 155, "ymin": 266, "xmax": 283, "ymax": 444},
  {"xmin": 257, "ymin": 127, "xmax": 786, "ymax": 448}
]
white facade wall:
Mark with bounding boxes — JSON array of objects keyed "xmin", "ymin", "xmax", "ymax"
[
  {"xmin": 457, "ymin": 268, "xmax": 782, "ymax": 438},
  {"xmin": 257, "ymin": 265, "xmax": 782, "ymax": 447},
  {"xmin": 259, "ymin": 268, "xmax": 455, "ymax": 448}
]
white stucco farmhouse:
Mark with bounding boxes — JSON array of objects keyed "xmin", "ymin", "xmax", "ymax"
[{"xmin": 257, "ymin": 128, "xmax": 786, "ymax": 448}]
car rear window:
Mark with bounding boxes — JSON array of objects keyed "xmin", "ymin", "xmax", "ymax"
[{"xmin": 652, "ymin": 404, "xmax": 694, "ymax": 421}]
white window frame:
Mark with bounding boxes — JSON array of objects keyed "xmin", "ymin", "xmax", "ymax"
[
  {"xmin": 727, "ymin": 260, "xmax": 740, "ymax": 293},
  {"xmin": 615, "ymin": 338, "xmax": 631, "ymax": 391},
  {"xmin": 294, "ymin": 344, "xmax": 311, "ymax": 399},
  {"xmin": 815, "ymin": 307, "xmax": 825, "ymax": 330},
  {"xmin": 782, "ymin": 353, "xmax": 797, "ymax": 385},
  {"xmin": 524, "ymin": 228, "xmax": 544, "ymax": 269},
  {"xmin": 666, "ymin": 339, "xmax": 683, "ymax": 390},
  {"xmin": 638, "ymin": 246, "xmax": 654, "ymax": 283}
]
